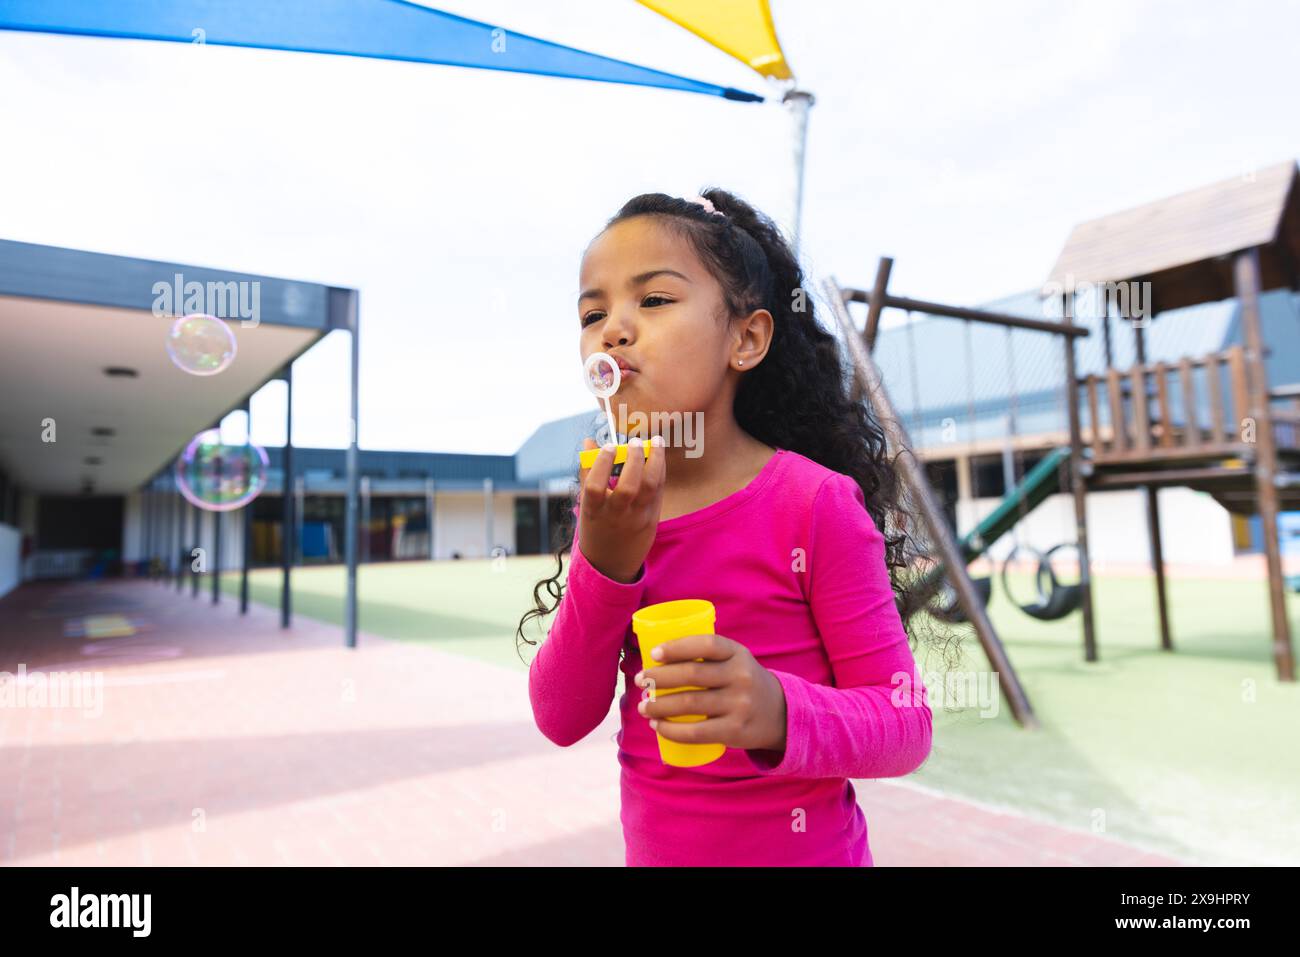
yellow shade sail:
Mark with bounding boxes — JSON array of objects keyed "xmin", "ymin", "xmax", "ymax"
[{"xmin": 636, "ymin": 0, "xmax": 793, "ymax": 80}]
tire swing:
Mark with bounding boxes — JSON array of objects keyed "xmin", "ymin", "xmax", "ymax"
[
  {"xmin": 996, "ymin": 324, "xmax": 1082, "ymax": 623},
  {"xmin": 1001, "ymin": 543, "xmax": 1083, "ymax": 622}
]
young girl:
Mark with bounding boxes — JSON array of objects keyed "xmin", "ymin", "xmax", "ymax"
[{"xmin": 517, "ymin": 188, "xmax": 935, "ymax": 867}]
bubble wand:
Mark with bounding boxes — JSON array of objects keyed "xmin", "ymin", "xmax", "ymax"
[{"xmin": 578, "ymin": 351, "xmax": 653, "ymax": 470}]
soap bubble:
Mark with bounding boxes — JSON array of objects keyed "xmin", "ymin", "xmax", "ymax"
[
  {"xmin": 175, "ymin": 429, "xmax": 268, "ymax": 511},
  {"xmin": 166, "ymin": 314, "xmax": 236, "ymax": 376},
  {"xmin": 584, "ymin": 352, "xmax": 621, "ymax": 398}
]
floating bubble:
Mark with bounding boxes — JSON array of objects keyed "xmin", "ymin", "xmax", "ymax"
[
  {"xmin": 166, "ymin": 314, "xmax": 236, "ymax": 376},
  {"xmin": 175, "ymin": 429, "xmax": 268, "ymax": 511}
]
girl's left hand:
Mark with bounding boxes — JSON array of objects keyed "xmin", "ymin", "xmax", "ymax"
[{"xmin": 633, "ymin": 634, "xmax": 787, "ymax": 753}]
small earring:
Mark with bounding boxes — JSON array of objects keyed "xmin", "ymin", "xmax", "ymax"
[{"xmin": 737, "ymin": 360, "xmax": 744, "ymax": 366}]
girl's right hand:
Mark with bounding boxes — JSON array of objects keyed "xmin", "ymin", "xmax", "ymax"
[{"xmin": 576, "ymin": 436, "xmax": 665, "ymax": 583}]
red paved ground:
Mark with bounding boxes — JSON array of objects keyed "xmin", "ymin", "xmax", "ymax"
[{"xmin": 0, "ymin": 577, "xmax": 1188, "ymax": 867}]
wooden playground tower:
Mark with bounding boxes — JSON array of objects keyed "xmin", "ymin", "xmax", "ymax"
[{"xmin": 825, "ymin": 160, "xmax": 1300, "ymax": 728}]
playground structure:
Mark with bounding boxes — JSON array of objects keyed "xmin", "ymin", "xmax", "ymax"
[
  {"xmin": 823, "ymin": 161, "xmax": 1300, "ymax": 728},
  {"xmin": 824, "ymin": 274, "xmax": 1085, "ymax": 730}
]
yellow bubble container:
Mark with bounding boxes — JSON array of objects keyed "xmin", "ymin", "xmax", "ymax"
[
  {"xmin": 579, "ymin": 442, "xmax": 653, "ymax": 470},
  {"xmin": 631, "ymin": 599, "xmax": 726, "ymax": 768}
]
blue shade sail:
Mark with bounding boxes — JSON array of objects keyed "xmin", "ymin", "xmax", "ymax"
[{"xmin": 0, "ymin": 0, "xmax": 763, "ymax": 101}]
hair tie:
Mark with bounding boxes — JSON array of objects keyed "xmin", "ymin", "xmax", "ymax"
[{"xmin": 687, "ymin": 194, "xmax": 725, "ymax": 218}]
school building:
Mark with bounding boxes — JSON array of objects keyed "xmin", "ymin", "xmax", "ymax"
[
  {"xmin": 0, "ymin": 225, "xmax": 604, "ymax": 603},
  {"xmin": 0, "ymin": 217, "xmax": 602, "ymax": 599}
]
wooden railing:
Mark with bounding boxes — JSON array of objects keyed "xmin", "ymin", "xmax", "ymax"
[{"xmin": 1078, "ymin": 346, "xmax": 1271, "ymax": 464}]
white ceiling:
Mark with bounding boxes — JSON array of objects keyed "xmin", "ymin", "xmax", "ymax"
[{"xmin": 0, "ymin": 294, "xmax": 320, "ymax": 495}]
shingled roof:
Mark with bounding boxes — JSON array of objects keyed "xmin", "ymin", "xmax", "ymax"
[{"xmin": 1046, "ymin": 161, "xmax": 1300, "ymax": 313}]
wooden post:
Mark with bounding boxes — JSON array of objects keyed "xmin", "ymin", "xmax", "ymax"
[
  {"xmin": 849, "ymin": 257, "xmax": 893, "ymax": 404},
  {"xmin": 1234, "ymin": 247, "xmax": 1295, "ymax": 681},
  {"xmin": 1179, "ymin": 358, "xmax": 1201, "ymax": 447},
  {"xmin": 1205, "ymin": 355, "xmax": 1226, "ymax": 443},
  {"xmin": 1154, "ymin": 363, "xmax": 1173, "ymax": 448},
  {"xmin": 1131, "ymin": 366, "xmax": 1151, "ymax": 452},
  {"xmin": 1130, "ymin": 305, "xmax": 1170, "ymax": 650},
  {"xmin": 1107, "ymin": 367, "xmax": 1128, "ymax": 455},
  {"xmin": 863, "ymin": 257, "xmax": 893, "ymax": 354},
  {"xmin": 825, "ymin": 276, "xmax": 1039, "ymax": 729},
  {"xmin": 1146, "ymin": 485, "xmax": 1173, "ymax": 651},
  {"xmin": 1063, "ymin": 289, "xmax": 1098, "ymax": 662},
  {"xmin": 1085, "ymin": 376, "xmax": 1102, "ymax": 454}
]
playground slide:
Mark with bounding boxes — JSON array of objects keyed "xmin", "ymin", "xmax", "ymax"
[{"xmin": 915, "ymin": 446, "xmax": 1072, "ymax": 594}]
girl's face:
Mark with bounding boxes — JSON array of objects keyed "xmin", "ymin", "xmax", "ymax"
[{"xmin": 578, "ymin": 216, "xmax": 737, "ymax": 437}]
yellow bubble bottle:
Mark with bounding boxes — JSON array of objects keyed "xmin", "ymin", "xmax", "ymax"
[
  {"xmin": 578, "ymin": 442, "xmax": 653, "ymax": 470},
  {"xmin": 631, "ymin": 599, "xmax": 727, "ymax": 768}
]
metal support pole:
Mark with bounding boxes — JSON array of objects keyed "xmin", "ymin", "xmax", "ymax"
[
  {"xmin": 295, "ymin": 475, "xmax": 305, "ymax": 566},
  {"xmin": 211, "ymin": 508, "xmax": 221, "ymax": 604},
  {"xmin": 160, "ymin": 479, "xmax": 171, "ymax": 583},
  {"xmin": 484, "ymin": 477, "xmax": 494, "ymax": 558},
  {"xmin": 241, "ymin": 503, "xmax": 251, "ymax": 614},
  {"xmin": 539, "ymin": 479, "xmax": 549, "ymax": 555},
  {"xmin": 240, "ymin": 400, "xmax": 251, "ymax": 615},
  {"xmin": 1101, "ymin": 300, "xmax": 1114, "ymax": 368},
  {"xmin": 281, "ymin": 363, "xmax": 294, "ymax": 629},
  {"xmin": 1234, "ymin": 247, "xmax": 1295, "ymax": 681},
  {"xmin": 782, "ymin": 87, "xmax": 815, "ymax": 259},
  {"xmin": 425, "ymin": 477, "xmax": 436, "ymax": 561},
  {"xmin": 153, "ymin": 479, "xmax": 161, "ymax": 579},
  {"xmin": 175, "ymin": 476, "xmax": 184, "ymax": 591},
  {"xmin": 344, "ymin": 290, "xmax": 360, "ymax": 649},
  {"xmin": 159, "ymin": 483, "xmax": 168, "ymax": 580},
  {"xmin": 142, "ymin": 479, "xmax": 153, "ymax": 579},
  {"xmin": 361, "ymin": 477, "xmax": 371, "ymax": 565},
  {"xmin": 190, "ymin": 504, "xmax": 199, "ymax": 598},
  {"xmin": 825, "ymin": 276, "xmax": 1039, "ymax": 729},
  {"xmin": 154, "ymin": 479, "xmax": 163, "ymax": 579}
]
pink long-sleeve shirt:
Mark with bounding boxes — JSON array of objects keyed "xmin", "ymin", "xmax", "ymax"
[{"xmin": 528, "ymin": 446, "xmax": 933, "ymax": 866}]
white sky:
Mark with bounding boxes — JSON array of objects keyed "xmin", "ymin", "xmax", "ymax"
[{"xmin": 1, "ymin": 0, "xmax": 1297, "ymax": 456}]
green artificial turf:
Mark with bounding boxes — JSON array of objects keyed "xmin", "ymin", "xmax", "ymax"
[{"xmin": 221, "ymin": 558, "xmax": 1300, "ymax": 865}]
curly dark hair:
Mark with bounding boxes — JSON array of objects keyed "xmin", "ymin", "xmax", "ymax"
[{"xmin": 514, "ymin": 187, "xmax": 960, "ymax": 674}]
